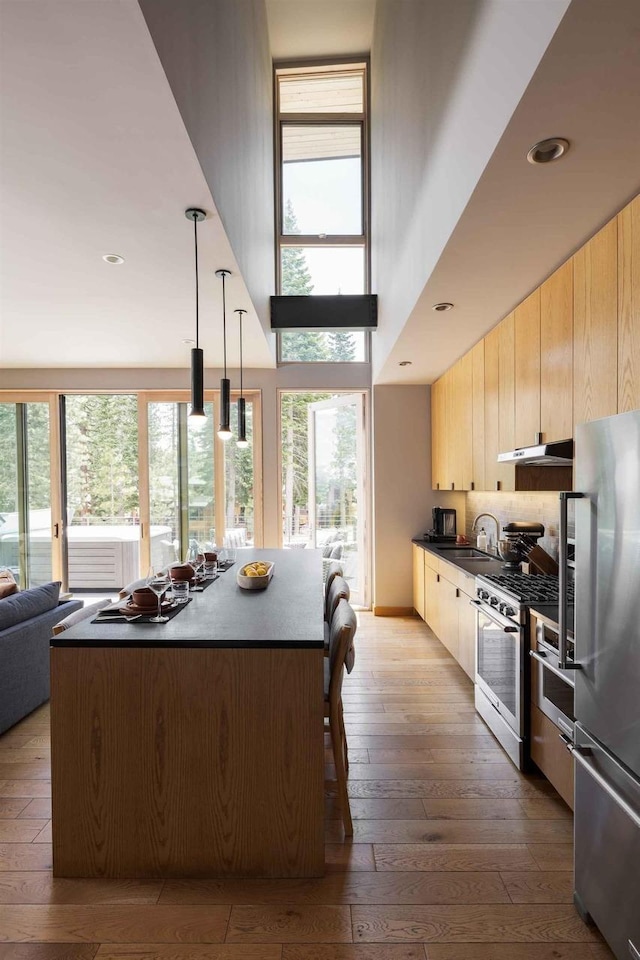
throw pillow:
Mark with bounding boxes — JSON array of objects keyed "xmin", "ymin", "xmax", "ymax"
[
  {"xmin": 0, "ymin": 581, "xmax": 18, "ymax": 600},
  {"xmin": 0, "ymin": 581, "xmax": 61, "ymax": 631}
]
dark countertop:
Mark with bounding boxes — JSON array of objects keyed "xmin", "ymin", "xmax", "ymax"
[
  {"xmin": 51, "ymin": 549, "xmax": 325, "ymax": 649},
  {"xmin": 412, "ymin": 538, "xmax": 505, "ymax": 578},
  {"xmin": 529, "ymin": 602, "xmax": 575, "ymax": 638}
]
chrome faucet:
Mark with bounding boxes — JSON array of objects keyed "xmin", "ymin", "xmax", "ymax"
[{"xmin": 472, "ymin": 513, "xmax": 500, "ymax": 551}]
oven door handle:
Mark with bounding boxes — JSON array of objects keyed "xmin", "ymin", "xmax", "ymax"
[
  {"xmin": 529, "ymin": 649, "xmax": 576, "ymax": 688},
  {"xmin": 470, "ymin": 599, "xmax": 518, "ymax": 632}
]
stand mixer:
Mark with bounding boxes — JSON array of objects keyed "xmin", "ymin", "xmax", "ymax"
[{"xmin": 496, "ymin": 522, "xmax": 545, "ymax": 571}]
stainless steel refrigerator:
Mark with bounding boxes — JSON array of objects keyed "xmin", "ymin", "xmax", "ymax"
[{"xmin": 560, "ymin": 410, "xmax": 640, "ymax": 960}]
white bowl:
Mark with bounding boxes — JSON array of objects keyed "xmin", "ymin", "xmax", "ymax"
[{"xmin": 237, "ymin": 560, "xmax": 275, "ymax": 590}]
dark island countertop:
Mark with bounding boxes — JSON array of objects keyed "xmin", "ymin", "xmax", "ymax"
[{"xmin": 51, "ymin": 549, "xmax": 325, "ymax": 649}]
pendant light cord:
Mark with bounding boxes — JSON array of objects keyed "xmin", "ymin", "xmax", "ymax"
[
  {"xmin": 239, "ymin": 312, "xmax": 243, "ymax": 397},
  {"xmin": 221, "ymin": 271, "xmax": 227, "ymax": 378},
  {"xmin": 194, "ymin": 216, "xmax": 199, "ymax": 349}
]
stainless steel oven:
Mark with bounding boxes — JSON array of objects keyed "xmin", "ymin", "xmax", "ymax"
[
  {"xmin": 529, "ymin": 620, "xmax": 575, "ymax": 739},
  {"xmin": 473, "ymin": 598, "xmax": 525, "ymax": 768}
]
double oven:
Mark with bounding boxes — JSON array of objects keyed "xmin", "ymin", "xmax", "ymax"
[{"xmin": 529, "ymin": 619, "xmax": 575, "ymax": 740}]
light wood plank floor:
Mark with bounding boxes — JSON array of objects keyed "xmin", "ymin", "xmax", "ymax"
[{"xmin": 0, "ymin": 613, "xmax": 614, "ymax": 960}]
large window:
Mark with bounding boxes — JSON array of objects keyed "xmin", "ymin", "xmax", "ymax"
[{"xmin": 275, "ymin": 62, "xmax": 369, "ymax": 362}]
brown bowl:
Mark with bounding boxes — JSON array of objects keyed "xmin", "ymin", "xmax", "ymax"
[
  {"xmin": 204, "ymin": 552, "xmax": 218, "ymax": 562},
  {"xmin": 132, "ymin": 586, "xmax": 161, "ymax": 608},
  {"xmin": 169, "ymin": 563, "xmax": 195, "ymax": 582}
]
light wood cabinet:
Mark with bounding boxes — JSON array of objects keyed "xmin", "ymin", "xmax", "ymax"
[
  {"xmin": 471, "ymin": 340, "xmax": 485, "ymax": 491},
  {"xmin": 457, "ymin": 351, "xmax": 473, "ymax": 490},
  {"xmin": 573, "ymin": 217, "xmax": 618, "ymax": 424},
  {"xmin": 483, "ymin": 325, "xmax": 500, "ymax": 492},
  {"xmin": 424, "ymin": 564, "xmax": 441, "ymax": 638},
  {"xmin": 412, "ymin": 543, "xmax": 425, "ymax": 620},
  {"xmin": 498, "ymin": 313, "xmax": 516, "ymax": 492},
  {"xmin": 540, "ymin": 260, "xmax": 573, "ymax": 441},
  {"xmin": 431, "ymin": 375, "xmax": 447, "ymax": 490},
  {"xmin": 456, "ymin": 586, "xmax": 477, "ymax": 681},
  {"xmin": 438, "ymin": 577, "xmax": 459, "ymax": 661},
  {"xmin": 514, "ymin": 289, "xmax": 541, "ymax": 448},
  {"xmin": 618, "ymin": 194, "xmax": 640, "ymax": 413}
]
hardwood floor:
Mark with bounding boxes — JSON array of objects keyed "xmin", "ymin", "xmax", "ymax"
[{"xmin": 0, "ymin": 613, "xmax": 613, "ymax": 959}]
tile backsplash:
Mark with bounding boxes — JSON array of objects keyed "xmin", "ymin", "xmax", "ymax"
[{"xmin": 464, "ymin": 491, "xmax": 562, "ymax": 559}]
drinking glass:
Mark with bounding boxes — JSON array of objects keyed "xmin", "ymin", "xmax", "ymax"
[
  {"xmin": 186, "ymin": 542, "xmax": 204, "ymax": 591},
  {"xmin": 146, "ymin": 566, "xmax": 170, "ymax": 623}
]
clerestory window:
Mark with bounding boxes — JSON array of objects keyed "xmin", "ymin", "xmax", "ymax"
[{"xmin": 274, "ymin": 61, "xmax": 370, "ymax": 363}]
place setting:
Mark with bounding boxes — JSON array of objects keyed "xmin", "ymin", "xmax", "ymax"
[{"xmin": 92, "ymin": 568, "xmax": 194, "ymax": 624}]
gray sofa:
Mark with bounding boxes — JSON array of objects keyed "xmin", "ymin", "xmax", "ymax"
[{"xmin": 0, "ymin": 584, "xmax": 82, "ymax": 735}]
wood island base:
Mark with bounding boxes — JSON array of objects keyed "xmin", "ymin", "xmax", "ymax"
[{"xmin": 51, "ymin": 646, "xmax": 325, "ymax": 878}]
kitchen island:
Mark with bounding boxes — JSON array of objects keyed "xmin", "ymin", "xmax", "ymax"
[{"xmin": 50, "ymin": 549, "xmax": 325, "ymax": 879}]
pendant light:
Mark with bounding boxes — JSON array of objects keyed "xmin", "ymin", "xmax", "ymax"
[
  {"xmin": 185, "ymin": 208, "xmax": 207, "ymax": 419},
  {"xmin": 215, "ymin": 268, "xmax": 232, "ymax": 440},
  {"xmin": 234, "ymin": 308, "xmax": 248, "ymax": 448}
]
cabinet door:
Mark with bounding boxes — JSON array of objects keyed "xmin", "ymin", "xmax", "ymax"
[
  {"xmin": 431, "ymin": 376, "xmax": 447, "ymax": 490},
  {"xmin": 484, "ymin": 326, "xmax": 500, "ymax": 492},
  {"xmin": 456, "ymin": 587, "xmax": 477, "ymax": 681},
  {"xmin": 424, "ymin": 565, "xmax": 441, "ymax": 637},
  {"xmin": 541, "ymin": 260, "xmax": 573, "ymax": 441},
  {"xmin": 618, "ymin": 194, "xmax": 640, "ymax": 413},
  {"xmin": 471, "ymin": 340, "xmax": 485, "ymax": 491},
  {"xmin": 514, "ymin": 289, "xmax": 541, "ymax": 449},
  {"xmin": 458, "ymin": 351, "xmax": 473, "ymax": 490},
  {"xmin": 437, "ymin": 576, "xmax": 459, "ymax": 660},
  {"xmin": 574, "ymin": 217, "xmax": 618, "ymax": 424},
  {"xmin": 412, "ymin": 544, "xmax": 425, "ymax": 621},
  {"xmin": 498, "ymin": 313, "xmax": 516, "ymax": 491}
]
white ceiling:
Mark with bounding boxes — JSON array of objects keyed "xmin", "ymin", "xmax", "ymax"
[
  {"xmin": 266, "ymin": 0, "xmax": 376, "ymax": 60},
  {"xmin": 376, "ymin": 0, "xmax": 640, "ymax": 383},
  {"xmin": 0, "ymin": 0, "xmax": 274, "ymax": 369},
  {"xmin": 2, "ymin": 0, "xmax": 639, "ymax": 383}
]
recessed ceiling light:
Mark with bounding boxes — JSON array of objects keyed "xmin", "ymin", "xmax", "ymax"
[
  {"xmin": 182, "ymin": 338, "xmax": 195, "ymax": 345},
  {"xmin": 399, "ymin": 360, "xmax": 412, "ymax": 366},
  {"xmin": 526, "ymin": 137, "xmax": 570, "ymax": 165},
  {"xmin": 432, "ymin": 302, "xmax": 454, "ymax": 312},
  {"xmin": 103, "ymin": 254, "xmax": 125, "ymax": 264}
]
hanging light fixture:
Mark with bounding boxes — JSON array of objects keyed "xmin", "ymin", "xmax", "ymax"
[
  {"xmin": 215, "ymin": 268, "xmax": 232, "ymax": 440},
  {"xmin": 185, "ymin": 208, "xmax": 207, "ymax": 419},
  {"xmin": 234, "ymin": 308, "xmax": 248, "ymax": 448}
]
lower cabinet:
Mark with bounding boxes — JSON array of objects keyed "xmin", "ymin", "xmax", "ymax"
[{"xmin": 413, "ymin": 549, "xmax": 476, "ymax": 682}]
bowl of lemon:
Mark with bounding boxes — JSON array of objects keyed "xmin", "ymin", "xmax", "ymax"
[{"xmin": 237, "ymin": 559, "xmax": 275, "ymax": 590}]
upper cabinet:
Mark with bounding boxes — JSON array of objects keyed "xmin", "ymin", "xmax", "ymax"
[
  {"xmin": 573, "ymin": 217, "xmax": 618, "ymax": 424},
  {"xmin": 471, "ymin": 340, "xmax": 485, "ymax": 491},
  {"xmin": 430, "ymin": 193, "xmax": 640, "ymax": 493},
  {"xmin": 514, "ymin": 289, "xmax": 541, "ymax": 449},
  {"xmin": 618, "ymin": 194, "xmax": 640, "ymax": 414},
  {"xmin": 540, "ymin": 260, "xmax": 573, "ymax": 442}
]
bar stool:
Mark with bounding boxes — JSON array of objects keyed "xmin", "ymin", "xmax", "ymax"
[{"xmin": 325, "ymin": 598, "xmax": 357, "ymax": 835}]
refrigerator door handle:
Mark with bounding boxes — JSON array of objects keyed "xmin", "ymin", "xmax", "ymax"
[
  {"xmin": 559, "ymin": 491, "xmax": 584, "ymax": 670},
  {"xmin": 569, "ymin": 744, "xmax": 640, "ymax": 830},
  {"xmin": 629, "ymin": 939, "xmax": 640, "ymax": 960}
]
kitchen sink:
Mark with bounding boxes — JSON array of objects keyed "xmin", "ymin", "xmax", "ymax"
[{"xmin": 437, "ymin": 547, "xmax": 494, "ymax": 559}]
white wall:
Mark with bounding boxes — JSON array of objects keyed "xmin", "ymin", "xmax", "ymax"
[
  {"xmin": 138, "ymin": 0, "xmax": 275, "ymax": 340},
  {"xmin": 371, "ymin": 384, "xmax": 465, "ymax": 611}
]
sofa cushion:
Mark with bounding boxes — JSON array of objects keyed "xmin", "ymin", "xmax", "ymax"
[{"xmin": 0, "ymin": 581, "xmax": 61, "ymax": 631}]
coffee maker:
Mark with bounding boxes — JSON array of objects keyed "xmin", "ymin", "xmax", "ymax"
[{"xmin": 425, "ymin": 507, "xmax": 457, "ymax": 542}]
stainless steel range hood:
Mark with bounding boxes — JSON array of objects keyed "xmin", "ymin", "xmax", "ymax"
[{"xmin": 497, "ymin": 439, "xmax": 573, "ymax": 465}]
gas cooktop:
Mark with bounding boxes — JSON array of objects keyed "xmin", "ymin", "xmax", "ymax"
[{"xmin": 477, "ymin": 572, "xmax": 574, "ymax": 605}]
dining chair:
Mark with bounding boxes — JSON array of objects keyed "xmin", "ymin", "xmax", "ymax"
[
  {"xmin": 118, "ymin": 577, "xmax": 148, "ymax": 600},
  {"xmin": 325, "ymin": 598, "xmax": 357, "ymax": 836},
  {"xmin": 325, "ymin": 573, "xmax": 350, "ymax": 624},
  {"xmin": 324, "ymin": 561, "xmax": 344, "ymax": 598},
  {"xmin": 52, "ymin": 598, "xmax": 113, "ymax": 635},
  {"xmin": 324, "ymin": 574, "xmax": 350, "ymax": 656}
]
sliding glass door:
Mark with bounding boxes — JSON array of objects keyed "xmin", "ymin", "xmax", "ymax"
[{"xmin": 0, "ymin": 399, "xmax": 58, "ymax": 588}]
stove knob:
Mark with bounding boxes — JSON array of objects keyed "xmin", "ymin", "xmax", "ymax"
[
  {"xmin": 479, "ymin": 590, "xmax": 489, "ymax": 600},
  {"xmin": 504, "ymin": 605, "xmax": 515, "ymax": 617},
  {"xmin": 490, "ymin": 596, "xmax": 499, "ymax": 606}
]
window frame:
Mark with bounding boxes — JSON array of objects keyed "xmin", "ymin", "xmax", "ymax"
[{"xmin": 274, "ymin": 59, "xmax": 371, "ymax": 361}]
